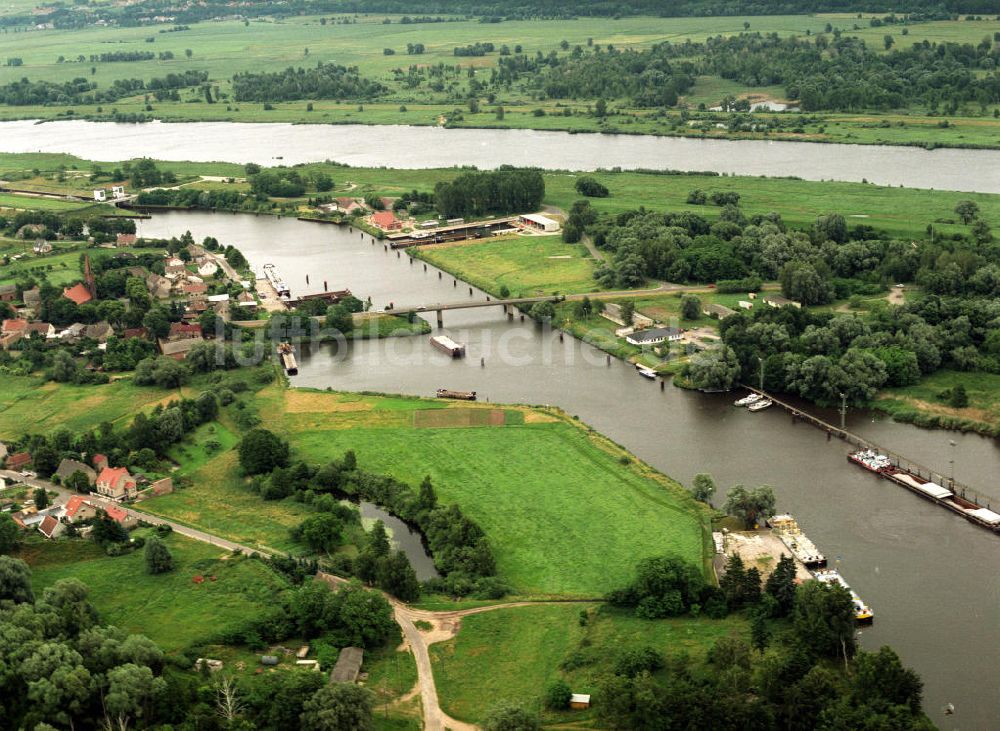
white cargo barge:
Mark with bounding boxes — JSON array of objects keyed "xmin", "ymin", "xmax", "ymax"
[{"xmin": 430, "ymin": 335, "xmax": 466, "ymax": 358}]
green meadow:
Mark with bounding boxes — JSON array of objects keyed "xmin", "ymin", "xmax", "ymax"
[
  {"xmin": 283, "ymin": 389, "xmax": 709, "ymax": 597},
  {"xmin": 22, "ymin": 530, "xmax": 289, "ymax": 653},
  {"xmin": 413, "ymin": 234, "xmax": 600, "ymax": 297},
  {"xmin": 429, "ymin": 603, "xmax": 748, "ymax": 723}
]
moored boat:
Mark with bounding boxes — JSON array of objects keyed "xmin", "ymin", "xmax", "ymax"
[
  {"xmin": 436, "ymin": 388, "xmax": 477, "ymax": 401},
  {"xmin": 813, "ymin": 569, "xmax": 874, "ymax": 624},
  {"xmin": 431, "ymin": 334, "xmax": 466, "ymax": 358},
  {"xmin": 768, "ymin": 514, "xmax": 827, "ymax": 568},
  {"xmin": 748, "ymin": 399, "xmax": 772, "ymax": 412},
  {"xmin": 734, "ymin": 393, "xmax": 762, "ymax": 407},
  {"xmin": 848, "ymin": 449, "xmax": 892, "ymax": 473},
  {"xmin": 635, "ymin": 364, "xmax": 657, "ymax": 379}
]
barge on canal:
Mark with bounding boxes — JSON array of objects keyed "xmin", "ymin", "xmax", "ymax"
[
  {"xmin": 431, "ymin": 335, "xmax": 466, "ymax": 358},
  {"xmin": 436, "ymin": 389, "xmax": 477, "ymax": 401},
  {"xmin": 276, "ymin": 343, "xmax": 298, "ymax": 375}
]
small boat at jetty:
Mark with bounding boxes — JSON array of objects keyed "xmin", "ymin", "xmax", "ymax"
[
  {"xmin": 635, "ymin": 364, "xmax": 657, "ymax": 379},
  {"xmin": 813, "ymin": 569, "xmax": 874, "ymax": 624},
  {"xmin": 748, "ymin": 399, "xmax": 772, "ymax": 412},
  {"xmin": 436, "ymin": 389, "xmax": 477, "ymax": 401},
  {"xmin": 431, "ymin": 335, "xmax": 466, "ymax": 358},
  {"xmin": 849, "ymin": 449, "xmax": 892, "ymax": 473},
  {"xmin": 735, "ymin": 393, "xmax": 762, "ymax": 407}
]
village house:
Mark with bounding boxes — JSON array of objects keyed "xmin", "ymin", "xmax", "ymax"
[
  {"xmin": 2, "ymin": 318, "xmax": 27, "ymax": 336},
  {"xmin": 570, "ymin": 693, "xmax": 591, "ymax": 710},
  {"xmin": 85, "ymin": 321, "xmax": 115, "ymax": 342},
  {"xmin": 21, "ymin": 287, "xmax": 41, "ymax": 310},
  {"xmin": 146, "ymin": 273, "xmax": 173, "ymax": 299},
  {"xmin": 54, "ymin": 458, "xmax": 97, "ymax": 487},
  {"xmin": 32, "ymin": 240, "xmax": 53, "ymax": 254},
  {"xmin": 164, "ymin": 257, "xmax": 187, "ymax": 276},
  {"xmin": 58, "ymin": 323, "xmax": 87, "ymax": 342},
  {"xmin": 62, "ymin": 282, "xmax": 93, "ymax": 306},
  {"xmin": 181, "ymin": 283, "xmax": 208, "ymax": 297},
  {"xmin": 25, "ymin": 322, "xmax": 55, "ymax": 340},
  {"xmin": 234, "ymin": 291, "xmax": 258, "ymax": 314},
  {"xmin": 332, "ymin": 197, "xmax": 365, "ymax": 215},
  {"xmin": 122, "ymin": 327, "xmax": 149, "ymax": 340},
  {"xmin": 103, "ymin": 503, "xmax": 137, "ymax": 528},
  {"xmin": 95, "ymin": 466, "xmax": 137, "ymax": 501},
  {"xmin": 197, "ymin": 261, "xmax": 218, "ymax": 278},
  {"xmin": 0, "ymin": 284, "xmax": 17, "ymax": 302},
  {"xmin": 116, "ymin": 233, "xmax": 137, "ymax": 247},
  {"xmin": 168, "ymin": 322, "xmax": 203, "ymax": 340},
  {"xmin": 158, "ymin": 335, "xmax": 205, "ymax": 360},
  {"xmin": 625, "ymin": 326, "xmax": 684, "ymax": 346},
  {"xmin": 5, "ymin": 452, "xmax": 31, "ymax": 471},
  {"xmin": 64, "ymin": 495, "xmax": 98, "ymax": 523},
  {"xmin": 370, "ymin": 211, "xmax": 402, "ymax": 232},
  {"xmin": 37, "ymin": 514, "xmax": 65, "ymax": 540},
  {"xmin": 92, "ymin": 454, "xmax": 108, "ymax": 471}
]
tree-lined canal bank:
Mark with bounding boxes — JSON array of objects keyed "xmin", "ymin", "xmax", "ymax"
[{"xmin": 138, "ymin": 210, "xmax": 1000, "ymax": 728}]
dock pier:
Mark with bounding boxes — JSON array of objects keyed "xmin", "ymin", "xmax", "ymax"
[{"xmin": 743, "ymin": 385, "xmax": 999, "ymax": 534}]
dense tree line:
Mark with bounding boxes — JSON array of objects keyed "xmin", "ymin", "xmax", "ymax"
[
  {"xmin": 0, "ymin": 70, "xmax": 207, "ymax": 106},
  {"xmin": 230, "ymin": 62, "xmax": 386, "ymax": 102},
  {"xmin": 594, "ymin": 552, "xmax": 929, "ymax": 729},
  {"xmin": 11, "ymin": 0, "xmax": 994, "ymax": 31},
  {"xmin": 434, "ymin": 168, "xmax": 544, "ymax": 218}
]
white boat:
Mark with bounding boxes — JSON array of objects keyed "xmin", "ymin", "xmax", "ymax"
[
  {"xmin": 734, "ymin": 393, "xmax": 762, "ymax": 407},
  {"xmin": 813, "ymin": 569, "xmax": 874, "ymax": 623},
  {"xmin": 748, "ymin": 399, "xmax": 773, "ymax": 412},
  {"xmin": 635, "ymin": 364, "xmax": 657, "ymax": 380}
]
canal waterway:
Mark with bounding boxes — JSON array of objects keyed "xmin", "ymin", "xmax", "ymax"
[
  {"xmin": 139, "ymin": 210, "xmax": 1000, "ymax": 728},
  {"xmin": 4, "ymin": 119, "xmax": 1000, "ymax": 193}
]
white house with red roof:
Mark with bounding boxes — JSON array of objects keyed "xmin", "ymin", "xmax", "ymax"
[
  {"xmin": 370, "ymin": 210, "xmax": 402, "ymax": 231},
  {"xmin": 95, "ymin": 466, "xmax": 137, "ymax": 501},
  {"xmin": 64, "ymin": 495, "xmax": 98, "ymax": 523},
  {"xmin": 102, "ymin": 503, "xmax": 137, "ymax": 528},
  {"xmin": 37, "ymin": 514, "xmax": 65, "ymax": 539}
]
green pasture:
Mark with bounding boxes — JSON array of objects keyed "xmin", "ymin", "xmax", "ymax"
[
  {"xmin": 414, "ymin": 234, "xmax": 600, "ymax": 297},
  {"xmin": 22, "ymin": 530, "xmax": 289, "ymax": 653},
  {"xmin": 285, "ymin": 390, "xmax": 708, "ymax": 597}
]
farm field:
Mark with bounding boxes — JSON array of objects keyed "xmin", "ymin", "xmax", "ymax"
[
  {"xmin": 282, "ymin": 389, "xmax": 709, "ymax": 596},
  {"xmin": 413, "ymin": 235, "xmax": 600, "ymax": 297},
  {"xmin": 429, "ymin": 603, "xmax": 748, "ymax": 723},
  {"xmin": 0, "ymin": 15, "xmax": 998, "ymax": 147},
  {"xmin": 0, "ymin": 245, "xmax": 166, "ymax": 286},
  {"xmin": 21, "ymin": 530, "xmax": 289, "ymax": 653}
]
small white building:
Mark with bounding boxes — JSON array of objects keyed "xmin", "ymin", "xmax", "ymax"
[
  {"xmin": 518, "ymin": 213, "xmax": 560, "ymax": 232},
  {"xmin": 93, "ymin": 189, "xmax": 107, "ymax": 202},
  {"xmin": 112, "ymin": 186, "xmax": 126, "ymax": 200}
]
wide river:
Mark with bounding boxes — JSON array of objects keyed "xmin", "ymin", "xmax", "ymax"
[
  {"xmin": 4, "ymin": 119, "xmax": 1000, "ymax": 193},
  {"xmin": 138, "ymin": 210, "xmax": 1000, "ymax": 727}
]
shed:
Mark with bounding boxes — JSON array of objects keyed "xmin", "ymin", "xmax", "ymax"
[
  {"xmin": 330, "ymin": 647, "xmax": 364, "ymax": 683},
  {"xmin": 570, "ymin": 693, "xmax": 591, "ymax": 709},
  {"xmin": 518, "ymin": 213, "xmax": 560, "ymax": 232},
  {"xmin": 763, "ymin": 295, "xmax": 801, "ymax": 309},
  {"xmin": 703, "ymin": 303, "xmax": 737, "ymax": 319}
]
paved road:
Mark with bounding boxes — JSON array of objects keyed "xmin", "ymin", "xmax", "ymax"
[{"xmin": 1, "ymin": 470, "xmax": 270, "ymax": 556}]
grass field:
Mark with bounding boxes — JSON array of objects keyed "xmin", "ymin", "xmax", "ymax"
[
  {"xmin": 0, "ymin": 376, "xmax": 185, "ymax": 439},
  {"xmin": 875, "ymin": 370, "xmax": 1000, "ymax": 431},
  {"xmin": 413, "ymin": 234, "xmax": 600, "ymax": 297},
  {"xmin": 0, "ymin": 15, "xmax": 998, "ymax": 147},
  {"xmin": 139, "ymin": 449, "xmax": 315, "ymax": 554},
  {"xmin": 430, "ymin": 603, "xmax": 747, "ymax": 722},
  {"xmin": 0, "ymin": 192, "xmax": 100, "ymax": 213},
  {"xmin": 0, "ymin": 245, "xmax": 165, "ymax": 287},
  {"xmin": 282, "ymin": 389, "xmax": 708, "ymax": 596},
  {"xmin": 22, "ymin": 530, "xmax": 289, "ymax": 653}
]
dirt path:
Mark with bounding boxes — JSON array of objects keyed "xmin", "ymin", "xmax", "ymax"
[{"xmin": 316, "ymin": 572, "xmax": 594, "ymax": 730}]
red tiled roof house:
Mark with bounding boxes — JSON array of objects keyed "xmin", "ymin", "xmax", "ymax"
[
  {"xmin": 371, "ymin": 211, "xmax": 402, "ymax": 231},
  {"xmin": 63, "ymin": 283, "xmax": 93, "ymax": 306},
  {"xmin": 95, "ymin": 466, "xmax": 137, "ymax": 501}
]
